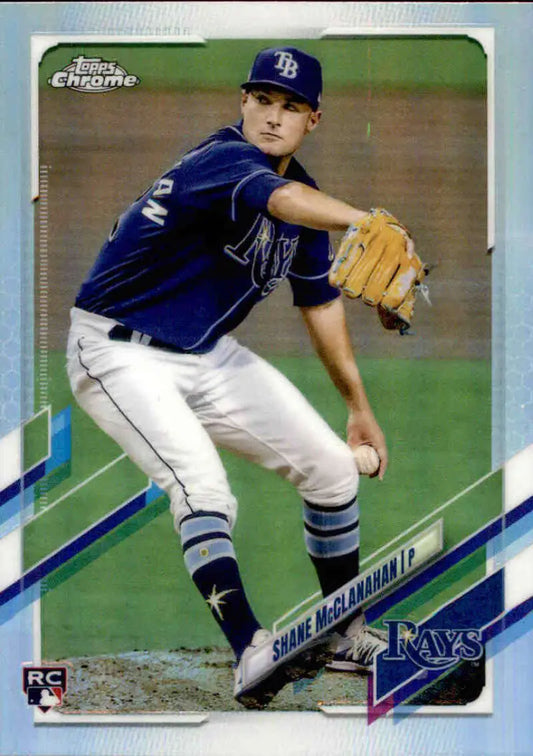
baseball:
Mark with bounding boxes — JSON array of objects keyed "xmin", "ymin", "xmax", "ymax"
[{"xmin": 353, "ymin": 444, "xmax": 380, "ymax": 476}]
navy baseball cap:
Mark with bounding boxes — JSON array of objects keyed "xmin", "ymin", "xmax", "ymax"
[{"xmin": 242, "ymin": 47, "xmax": 322, "ymax": 111}]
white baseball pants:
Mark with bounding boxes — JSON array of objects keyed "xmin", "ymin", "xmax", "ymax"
[{"xmin": 66, "ymin": 308, "xmax": 359, "ymax": 530}]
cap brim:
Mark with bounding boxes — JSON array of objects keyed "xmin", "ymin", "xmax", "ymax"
[{"xmin": 241, "ymin": 79, "xmax": 316, "ymax": 109}]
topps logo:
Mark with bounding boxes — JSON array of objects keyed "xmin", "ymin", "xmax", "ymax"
[
  {"xmin": 48, "ymin": 55, "xmax": 140, "ymax": 93},
  {"xmin": 383, "ymin": 620, "xmax": 484, "ymax": 671}
]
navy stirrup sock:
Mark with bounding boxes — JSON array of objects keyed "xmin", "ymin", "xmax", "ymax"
[
  {"xmin": 180, "ymin": 512, "xmax": 261, "ymax": 660},
  {"xmin": 304, "ymin": 497, "xmax": 361, "ymax": 630}
]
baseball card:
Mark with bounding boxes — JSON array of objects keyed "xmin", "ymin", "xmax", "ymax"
[{"xmin": 1, "ymin": 3, "xmax": 532, "ymax": 755}]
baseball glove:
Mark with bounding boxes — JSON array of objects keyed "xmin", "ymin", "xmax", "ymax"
[{"xmin": 329, "ymin": 208, "xmax": 429, "ymax": 334}]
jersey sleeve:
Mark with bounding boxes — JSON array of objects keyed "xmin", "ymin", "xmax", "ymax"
[
  {"xmin": 288, "ymin": 228, "xmax": 341, "ymax": 307},
  {"xmin": 180, "ymin": 141, "xmax": 291, "ymax": 220}
]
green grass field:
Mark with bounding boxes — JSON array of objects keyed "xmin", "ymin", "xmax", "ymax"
[
  {"xmin": 39, "ymin": 38, "xmax": 486, "ymax": 93},
  {"xmin": 23, "ymin": 350, "xmax": 500, "ymax": 660}
]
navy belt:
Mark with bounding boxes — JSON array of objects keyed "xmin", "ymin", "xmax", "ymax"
[{"xmin": 108, "ymin": 324, "xmax": 189, "ymax": 354}]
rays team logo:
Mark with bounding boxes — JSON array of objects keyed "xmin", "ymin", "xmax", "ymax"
[
  {"xmin": 273, "ymin": 51, "xmax": 299, "ymax": 79},
  {"xmin": 382, "ymin": 620, "xmax": 484, "ymax": 671},
  {"xmin": 224, "ymin": 216, "xmax": 298, "ymax": 296},
  {"xmin": 48, "ymin": 55, "xmax": 140, "ymax": 93},
  {"xmin": 22, "ymin": 665, "xmax": 67, "ymax": 713}
]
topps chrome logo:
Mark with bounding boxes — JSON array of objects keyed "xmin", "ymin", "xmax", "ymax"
[
  {"xmin": 48, "ymin": 55, "xmax": 140, "ymax": 93},
  {"xmin": 383, "ymin": 620, "xmax": 484, "ymax": 671}
]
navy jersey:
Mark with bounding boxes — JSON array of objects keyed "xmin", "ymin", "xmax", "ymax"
[{"xmin": 76, "ymin": 122, "xmax": 339, "ymax": 352}]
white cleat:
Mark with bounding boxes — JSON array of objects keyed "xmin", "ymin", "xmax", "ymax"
[
  {"xmin": 326, "ymin": 614, "xmax": 388, "ymax": 673},
  {"xmin": 234, "ymin": 628, "xmax": 334, "ymax": 709}
]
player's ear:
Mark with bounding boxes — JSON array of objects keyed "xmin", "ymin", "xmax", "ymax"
[
  {"xmin": 240, "ymin": 89, "xmax": 250, "ymax": 113},
  {"xmin": 305, "ymin": 109, "xmax": 322, "ymax": 134}
]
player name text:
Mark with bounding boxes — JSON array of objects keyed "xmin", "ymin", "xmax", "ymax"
[{"xmin": 272, "ymin": 547, "xmax": 417, "ymax": 662}]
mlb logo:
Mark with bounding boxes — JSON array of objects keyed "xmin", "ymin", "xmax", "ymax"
[{"xmin": 22, "ymin": 666, "xmax": 67, "ymax": 713}]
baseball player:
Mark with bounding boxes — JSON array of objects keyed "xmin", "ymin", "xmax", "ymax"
[{"xmin": 67, "ymin": 47, "xmax": 425, "ymax": 709}]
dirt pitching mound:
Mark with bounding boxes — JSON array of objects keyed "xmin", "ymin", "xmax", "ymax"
[{"xmin": 56, "ymin": 647, "xmax": 368, "ymax": 714}]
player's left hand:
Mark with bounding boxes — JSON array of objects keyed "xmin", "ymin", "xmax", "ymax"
[
  {"xmin": 329, "ymin": 208, "xmax": 430, "ymax": 334},
  {"xmin": 346, "ymin": 408, "xmax": 388, "ymax": 480}
]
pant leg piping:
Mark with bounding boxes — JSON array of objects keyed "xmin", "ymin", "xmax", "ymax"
[{"xmin": 76, "ymin": 338, "xmax": 194, "ymax": 515}]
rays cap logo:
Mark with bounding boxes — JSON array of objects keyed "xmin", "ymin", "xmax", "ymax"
[
  {"xmin": 382, "ymin": 620, "xmax": 484, "ymax": 671},
  {"xmin": 242, "ymin": 46, "xmax": 322, "ymax": 111},
  {"xmin": 22, "ymin": 665, "xmax": 67, "ymax": 713},
  {"xmin": 48, "ymin": 55, "xmax": 140, "ymax": 93}
]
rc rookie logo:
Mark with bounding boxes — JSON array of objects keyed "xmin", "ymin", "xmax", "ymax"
[
  {"xmin": 22, "ymin": 666, "xmax": 67, "ymax": 713},
  {"xmin": 48, "ymin": 55, "xmax": 140, "ymax": 93}
]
